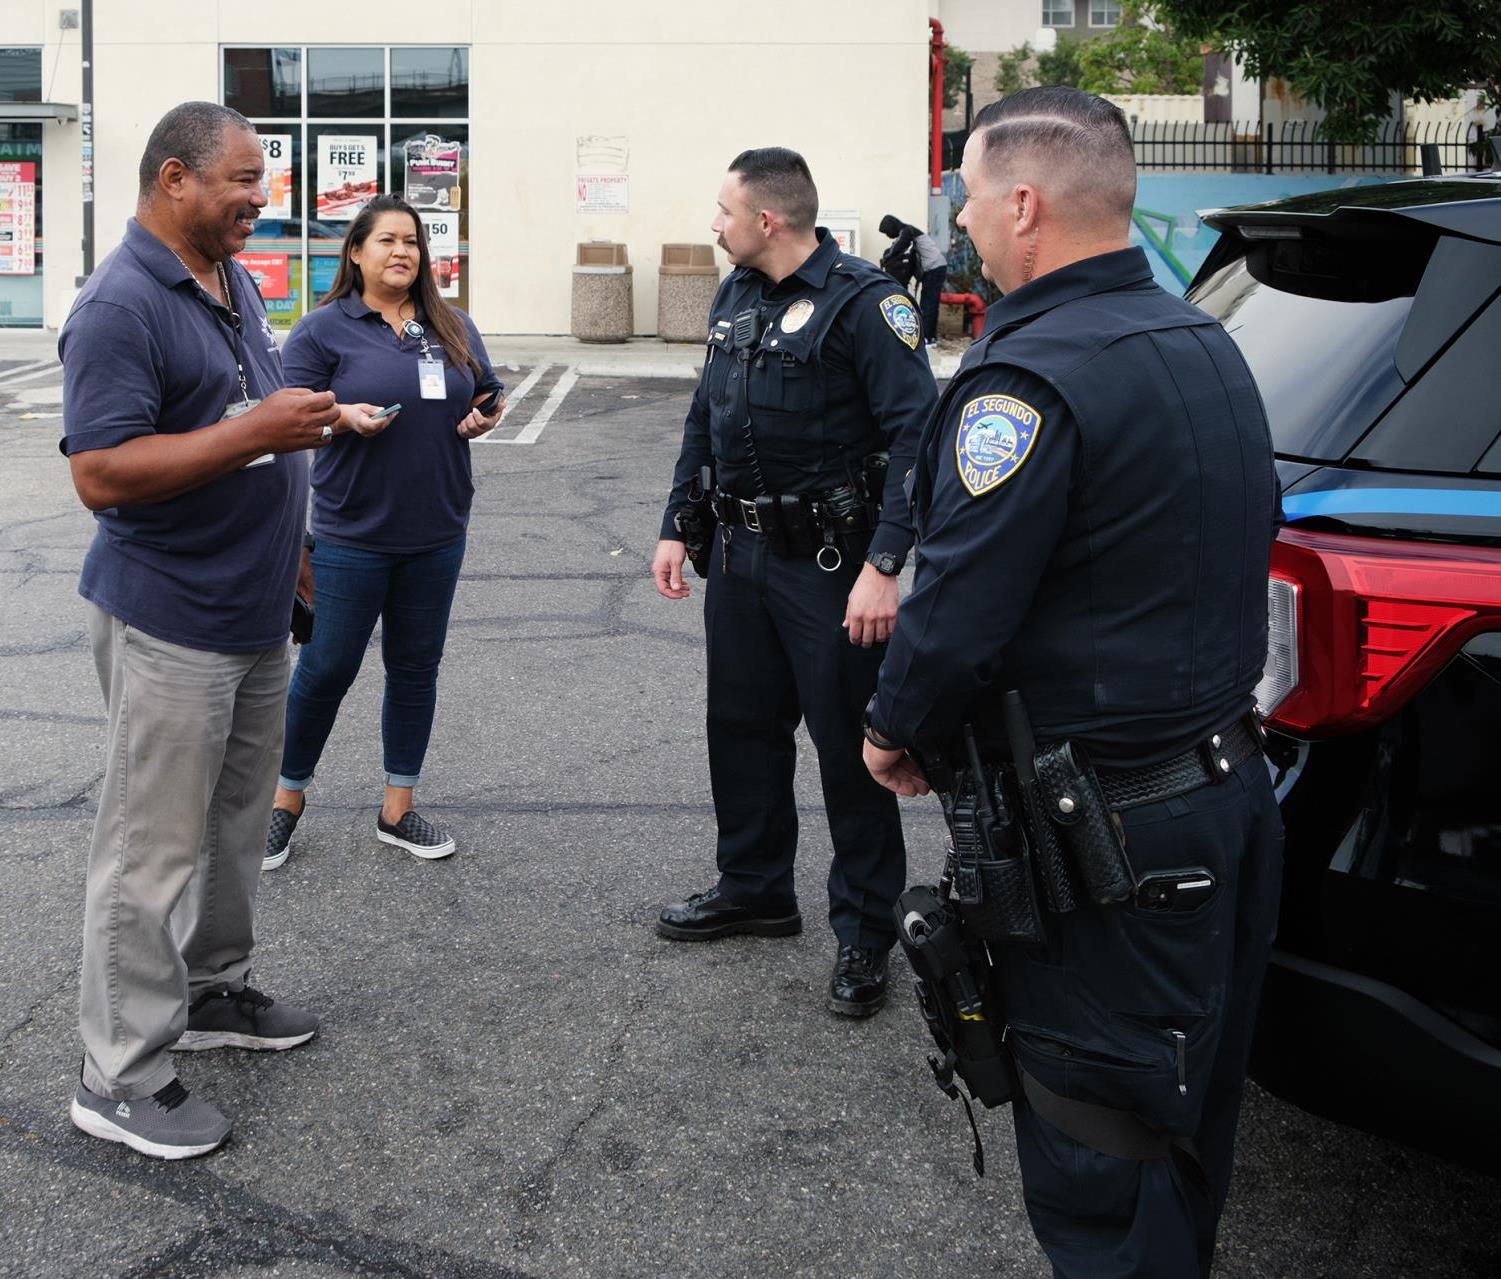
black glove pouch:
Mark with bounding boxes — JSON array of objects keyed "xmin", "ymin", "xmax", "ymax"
[{"xmin": 1033, "ymin": 741, "xmax": 1136, "ymax": 905}]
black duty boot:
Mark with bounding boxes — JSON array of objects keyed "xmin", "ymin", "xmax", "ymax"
[
  {"xmin": 656, "ymin": 888, "xmax": 802, "ymax": 942},
  {"xmin": 828, "ymin": 944, "xmax": 890, "ymax": 1017}
]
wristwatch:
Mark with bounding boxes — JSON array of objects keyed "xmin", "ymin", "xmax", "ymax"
[
  {"xmin": 302, "ymin": 532, "xmax": 316, "ymax": 552},
  {"xmin": 861, "ymin": 700, "xmax": 902, "ymax": 751},
  {"xmin": 865, "ymin": 549, "xmax": 902, "ymax": 577}
]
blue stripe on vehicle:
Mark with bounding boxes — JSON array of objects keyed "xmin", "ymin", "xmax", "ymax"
[{"xmin": 1282, "ymin": 488, "xmax": 1501, "ymax": 523}]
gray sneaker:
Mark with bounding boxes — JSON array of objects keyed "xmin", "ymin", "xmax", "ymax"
[
  {"xmin": 174, "ymin": 984, "xmax": 319, "ymax": 1052},
  {"xmin": 376, "ymin": 809, "xmax": 456, "ymax": 860},
  {"xmin": 70, "ymin": 1076, "xmax": 230, "ymax": 1160}
]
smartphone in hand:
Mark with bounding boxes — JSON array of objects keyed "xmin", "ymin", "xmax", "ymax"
[
  {"xmin": 370, "ymin": 402, "xmax": 402, "ymax": 422},
  {"xmin": 290, "ymin": 592, "xmax": 315, "ymax": 645}
]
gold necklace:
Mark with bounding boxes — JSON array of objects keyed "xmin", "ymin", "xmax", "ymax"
[
  {"xmin": 169, "ymin": 248, "xmax": 227, "ymax": 304},
  {"xmin": 170, "ymin": 249, "xmax": 242, "ymax": 336}
]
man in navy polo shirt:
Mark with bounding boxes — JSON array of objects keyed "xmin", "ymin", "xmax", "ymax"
[{"xmin": 60, "ymin": 102, "xmax": 342, "ymax": 1160}]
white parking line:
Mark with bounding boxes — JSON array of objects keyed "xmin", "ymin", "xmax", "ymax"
[
  {"xmin": 471, "ymin": 363, "xmax": 550, "ymax": 444},
  {"xmin": 0, "ymin": 360, "xmax": 60, "ymax": 386},
  {"xmin": 502, "ymin": 365, "xmax": 578, "ymax": 446}
]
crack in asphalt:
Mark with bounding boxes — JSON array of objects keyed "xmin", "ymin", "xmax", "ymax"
[
  {"xmin": 0, "ymin": 631, "xmax": 88, "ymax": 659},
  {"xmin": 0, "ymin": 1110, "xmax": 540, "ymax": 1279},
  {"xmin": 1, "ymin": 960, "xmax": 79, "ymax": 1054},
  {"xmin": 0, "ymin": 768, "xmax": 103, "ymax": 812},
  {"xmin": 511, "ymin": 998, "xmax": 642, "ymax": 1227}
]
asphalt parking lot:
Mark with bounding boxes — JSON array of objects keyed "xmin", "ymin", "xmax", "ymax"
[{"xmin": 2, "ymin": 356, "xmax": 1499, "ymax": 1278}]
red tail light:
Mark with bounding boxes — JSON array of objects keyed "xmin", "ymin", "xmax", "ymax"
[{"xmin": 1261, "ymin": 526, "xmax": 1501, "ymax": 737}]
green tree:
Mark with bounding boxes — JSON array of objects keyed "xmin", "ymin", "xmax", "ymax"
[
  {"xmin": 1036, "ymin": 33, "xmax": 1086, "ymax": 87},
  {"xmin": 994, "ymin": 43, "xmax": 1033, "ymax": 97},
  {"xmin": 1076, "ymin": 21, "xmax": 1204, "ymax": 94},
  {"xmin": 941, "ymin": 44, "xmax": 974, "ymax": 110},
  {"xmin": 1146, "ymin": 0, "xmax": 1501, "ymax": 140}
]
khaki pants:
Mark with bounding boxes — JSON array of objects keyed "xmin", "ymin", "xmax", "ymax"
[{"xmin": 79, "ymin": 604, "xmax": 290, "ymax": 1100}]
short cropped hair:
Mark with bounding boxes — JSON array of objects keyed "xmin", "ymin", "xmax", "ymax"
[
  {"xmin": 138, "ymin": 102, "xmax": 256, "ymax": 198},
  {"xmin": 971, "ymin": 86, "xmax": 1136, "ymax": 226},
  {"xmin": 728, "ymin": 147, "xmax": 819, "ymax": 233}
]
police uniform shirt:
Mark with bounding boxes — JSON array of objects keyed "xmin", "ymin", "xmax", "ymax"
[
  {"xmin": 659, "ymin": 229, "xmax": 936, "ymax": 564},
  {"xmin": 869, "ymin": 246, "xmax": 1276, "ymax": 766},
  {"xmin": 59, "ymin": 218, "xmax": 302, "ymax": 653}
]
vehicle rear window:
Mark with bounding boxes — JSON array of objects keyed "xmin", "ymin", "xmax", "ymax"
[{"xmin": 1189, "ymin": 253, "xmax": 1412, "ymax": 462}]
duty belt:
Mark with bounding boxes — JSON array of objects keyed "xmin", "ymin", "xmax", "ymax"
[
  {"xmin": 1096, "ymin": 718, "xmax": 1263, "ymax": 811},
  {"xmin": 711, "ymin": 489, "xmax": 878, "ymax": 536},
  {"xmin": 715, "ymin": 493, "xmax": 769, "ymax": 533}
]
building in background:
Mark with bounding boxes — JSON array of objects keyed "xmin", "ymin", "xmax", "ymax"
[
  {"xmin": 933, "ymin": 0, "xmax": 1129, "ymax": 131},
  {"xmin": 2, "ymin": 0, "xmax": 933, "ymax": 333}
]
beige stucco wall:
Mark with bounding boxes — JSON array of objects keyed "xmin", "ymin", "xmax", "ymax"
[
  {"xmin": 17, "ymin": 0, "xmax": 933, "ymax": 333},
  {"xmin": 931, "ymin": 0, "xmax": 1039, "ymax": 55}
]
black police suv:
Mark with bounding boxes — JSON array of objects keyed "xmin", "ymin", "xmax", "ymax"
[{"xmin": 1185, "ymin": 167, "xmax": 1501, "ymax": 1171}]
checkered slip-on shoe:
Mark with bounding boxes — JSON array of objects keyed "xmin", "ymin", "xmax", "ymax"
[
  {"xmin": 376, "ymin": 809, "xmax": 456, "ymax": 860},
  {"xmin": 262, "ymin": 803, "xmax": 302, "ymax": 871}
]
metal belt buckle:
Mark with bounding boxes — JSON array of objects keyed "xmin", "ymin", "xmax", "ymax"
[{"xmin": 739, "ymin": 498, "xmax": 761, "ymax": 533}]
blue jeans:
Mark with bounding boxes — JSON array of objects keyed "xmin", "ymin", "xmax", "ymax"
[{"xmin": 279, "ymin": 535, "xmax": 466, "ymax": 791}]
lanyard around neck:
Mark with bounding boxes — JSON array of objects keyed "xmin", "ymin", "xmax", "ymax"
[{"xmin": 180, "ymin": 258, "xmax": 252, "ymax": 403}]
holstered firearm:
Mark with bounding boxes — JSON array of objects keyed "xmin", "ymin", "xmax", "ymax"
[{"xmin": 673, "ymin": 464, "xmax": 715, "ymax": 578}]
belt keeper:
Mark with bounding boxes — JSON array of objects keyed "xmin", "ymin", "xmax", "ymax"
[{"xmin": 1200, "ymin": 733, "xmax": 1233, "ymax": 782}]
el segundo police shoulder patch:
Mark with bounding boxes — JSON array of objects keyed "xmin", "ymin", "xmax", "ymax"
[
  {"xmin": 879, "ymin": 294, "xmax": 921, "ymax": 350},
  {"xmin": 954, "ymin": 395, "xmax": 1042, "ymax": 498}
]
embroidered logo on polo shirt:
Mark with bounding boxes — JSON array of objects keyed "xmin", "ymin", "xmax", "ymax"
[
  {"xmin": 955, "ymin": 395, "xmax": 1041, "ymax": 498},
  {"xmin": 879, "ymin": 294, "xmax": 921, "ymax": 350}
]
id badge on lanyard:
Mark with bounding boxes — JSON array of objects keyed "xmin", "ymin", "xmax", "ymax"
[
  {"xmin": 226, "ymin": 397, "xmax": 273, "ymax": 468},
  {"xmin": 205, "ymin": 266, "xmax": 274, "ymax": 468},
  {"xmin": 404, "ymin": 319, "xmax": 447, "ymax": 400}
]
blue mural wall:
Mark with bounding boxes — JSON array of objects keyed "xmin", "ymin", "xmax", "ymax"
[{"xmin": 940, "ymin": 172, "xmax": 1399, "ymax": 295}]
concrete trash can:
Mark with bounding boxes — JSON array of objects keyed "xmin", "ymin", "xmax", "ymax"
[
  {"xmin": 571, "ymin": 242, "xmax": 633, "ymax": 343},
  {"xmin": 657, "ymin": 244, "xmax": 719, "ymax": 343}
]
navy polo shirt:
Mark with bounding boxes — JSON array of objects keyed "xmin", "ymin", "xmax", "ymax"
[
  {"xmin": 280, "ymin": 296, "xmax": 502, "ymax": 554},
  {"xmin": 59, "ymin": 219, "xmax": 304, "ymax": 653}
]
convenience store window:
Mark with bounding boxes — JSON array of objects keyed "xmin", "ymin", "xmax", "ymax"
[
  {"xmin": 0, "ymin": 45, "xmax": 44, "ymax": 328},
  {"xmin": 222, "ymin": 45, "xmax": 470, "ymax": 331}
]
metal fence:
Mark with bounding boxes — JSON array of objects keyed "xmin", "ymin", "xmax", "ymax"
[
  {"xmin": 1131, "ymin": 118, "xmax": 1489, "ymax": 174},
  {"xmin": 939, "ymin": 118, "xmax": 1491, "ymax": 176}
]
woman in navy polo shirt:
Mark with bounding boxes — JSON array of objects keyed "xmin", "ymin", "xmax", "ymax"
[{"xmin": 265, "ymin": 194, "xmax": 504, "ymax": 867}]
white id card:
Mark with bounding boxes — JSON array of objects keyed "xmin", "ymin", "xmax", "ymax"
[
  {"xmin": 418, "ymin": 357, "xmax": 446, "ymax": 400},
  {"xmin": 225, "ymin": 398, "xmax": 274, "ymax": 468}
]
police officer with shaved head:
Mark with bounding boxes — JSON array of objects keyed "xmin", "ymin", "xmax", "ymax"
[
  {"xmin": 652, "ymin": 147, "xmax": 936, "ymax": 1016},
  {"xmin": 864, "ymin": 88, "xmax": 1282, "ymax": 1274}
]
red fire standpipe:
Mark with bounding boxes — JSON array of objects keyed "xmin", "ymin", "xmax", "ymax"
[
  {"xmin": 940, "ymin": 292, "xmax": 987, "ymax": 340},
  {"xmin": 928, "ymin": 17, "xmax": 945, "ymax": 196}
]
